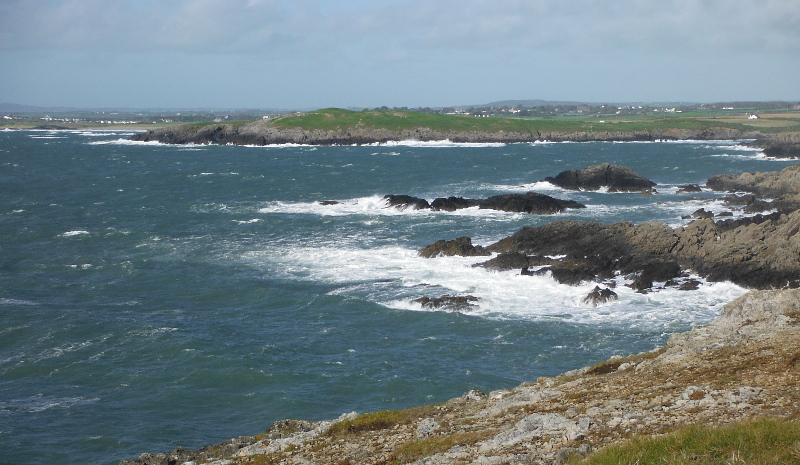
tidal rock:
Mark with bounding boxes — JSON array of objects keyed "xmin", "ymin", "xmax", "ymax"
[
  {"xmin": 543, "ymin": 163, "xmax": 656, "ymax": 192},
  {"xmin": 581, "ymin": 286, "xmax": 618, "ymax": 306},
  {"xmin": 418, "ymin": 236, "xmax": 490, "ymax": 258},
  {"xmin": 430, "ymin": 196, "xmax": 480, "ymax": 211},
  {"xmin": 478, "ymin": 192, "xmax": 586, "ymax": 214},
  {"xmin": 677, "ymin": 184, "xmax": 703, "ymax": 193},
  {"xmin": 384, "ymin": 194, "xmax": 430, "ymax": 210}
]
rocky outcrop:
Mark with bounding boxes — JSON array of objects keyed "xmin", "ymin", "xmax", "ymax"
[
  {"xmin": 121, "ymin": 289, "xmax": 800, "ymax": 465},
  {"xmin": 751, "ymin": 132, "xmax": 800, "ymax": 159},
  {"xmin": 423, "ymin": 208, "xmax": 800, "ymax": 288},
  {"xmin": 385, "ymin": 192, "xmax": 586, "ymax": 215},
  {"xmin": 543, "ymin": 163, "xmax": 656, "ymax": 192},
  {"xmin": 706, "ymin": 164, "xmax": 800, "ymax": 213},
  {"xmin": 130, "ymin": 121, "xmax": 749, "ymax": 146}
]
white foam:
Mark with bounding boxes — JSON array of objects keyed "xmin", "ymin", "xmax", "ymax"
[
  {"xmin": 365, "ymin": 139, "xmax": 506, "ymax": 148},
  {"xmin": 258, "ymin": 196, "xmax": 422, "ymax": 217},
  {"xmin": 88, "ymin": 138, "xmax": 167, "ymax": 146},
  {"xmin": 241, "ymin": 244, "xmax": 747, "ymax": 329},
  {"xmin": 59, "ymin": 230, "xmax": 90, "ymax": 237}
]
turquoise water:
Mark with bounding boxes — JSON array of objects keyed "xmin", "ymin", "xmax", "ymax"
[{"xmin": 1, "ymin": 131, "xmax": 795, "ymax": 465}]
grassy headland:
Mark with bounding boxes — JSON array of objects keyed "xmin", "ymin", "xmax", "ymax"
[{"xmin": 266, "ymin": 107, "xmax": 800, "ymax": 135}]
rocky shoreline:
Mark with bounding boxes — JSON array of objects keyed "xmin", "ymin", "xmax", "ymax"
[
  {"xmin": 120, "ymin": 153, "xmax": 800, "ymax": 464},
  {"xmin": 121, "ymin": 288, "xmax": 800, "ymax": 465}
]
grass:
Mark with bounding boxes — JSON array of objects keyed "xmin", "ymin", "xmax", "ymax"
[
  {"xmin": 569, "ymin": 418, "xmax": 800, "ymax": 465},
  {"xmin": 325, "ymin": 405, "xmax": 441, "ymax": 437},
  {"xmin": 265, "ymin": 108, "xmax": 736, "ymax": 135},
  {"xmin": 387, "ymin": 430, "xmax": 495, "ymax": 464}
]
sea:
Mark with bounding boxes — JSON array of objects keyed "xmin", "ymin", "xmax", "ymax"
[{"xmin": 1, "ymin": 129, "xmax": 797, "ymax": 465}]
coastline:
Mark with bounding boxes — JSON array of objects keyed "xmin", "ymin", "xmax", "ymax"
[
  {"xmin": 117, "ymin": 146, "xmax": 800, "ymax": 464},
  {"xmin": 121, "ymin": 288, "xmax": 800, "ymax": 465}
]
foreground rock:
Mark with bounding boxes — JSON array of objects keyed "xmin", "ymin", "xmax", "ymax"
[
  {"xmin": 384, "ymin": 192, "xmax": 586, "ymax": 214},
  {"xmin": 543, "ymin": 163, "xmax": 656, "ymax": 193},
  {"xmin": 121, "ymin": 289, "xmax": 800, "ymax": 465}
]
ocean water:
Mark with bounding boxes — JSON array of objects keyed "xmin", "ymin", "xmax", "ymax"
[{"xmin": 1, "ymin": 130, "xmax": 796, "ymax": 465}]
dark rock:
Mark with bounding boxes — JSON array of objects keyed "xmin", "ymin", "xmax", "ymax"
[
  {"xmin": 581, "ymin": 286, "xmax": 618, "ymax": 306},
  {"xmin": 431, "ymin": 196, "xmax": 480, "ymax": 211},
  {"xmin": 543, "ymin": 163, "xmax": 656, "ymax": 192},
  {"xmin": 384, "ymin": 194, "xmax": 430, "ymax": 210},
  {"xmin": 478, "ymin": 192, "xmax": 586, "ymax": 214},
  {"xmin": 413, "ymin": 295, "xmax": 480, "ymax": 311},
  {"xmin": 678, "ymin": 279, "xmax": 702, "ymax": 291},
  {"xmin": 692, "ymin": 208, "xmax": 714, "ymax": 219},
  {"xmin": 717, "ymin": 211, "xmax": 734, "ymax": 217},
  {"xmin": 629, "ymin": 274, "xmax": 653, "ymax": 293},
  {"xmin": 418, "ymin": 236, "xmax": 490, "ymax": 258},
  {"xmin": 320, "ymin": 200, "xmax": 340, "ymax": 206},
  {"xmin": 474, "ymin": 252, "xmax": 533, "ymax": 271},
  {"xmin": 677, "ymin": 184, "xmax": 703, "ymax": 193},
  {"xmin": 550, "ymin": 266, "xmax": 600, "ymax": 285}
]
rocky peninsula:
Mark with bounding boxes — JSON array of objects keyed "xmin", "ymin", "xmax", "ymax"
[
  {"xmin": 121, "ymin": 159, "xmax": 800, "ymax": 463},
  {"xmin": 130, "ymin": 121, "xmax": 758, "ymax": 147},
  {"xmin": 128, "ymin": 108, "xmax": 800, "ymax": 159}
]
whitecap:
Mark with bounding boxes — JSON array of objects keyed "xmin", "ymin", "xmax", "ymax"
[
  {"xmin": 59, "ymin": 230, "xmax": 90, "ymax": 237},
  {"xmin": 240, "ymin": 244, "xmax": 748, "ymax": 331},
  {"xmin": 365, "ymin": 140, "xmax": 506, "ymax": 148}
]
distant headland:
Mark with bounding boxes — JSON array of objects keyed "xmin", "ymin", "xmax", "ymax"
[{"xmin": 126, "ymin": 107, "xmax": 800, "ymax": 157}]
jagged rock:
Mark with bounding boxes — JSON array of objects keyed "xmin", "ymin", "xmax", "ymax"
[
  {"xmin": 416, "ymin": 418, "xmax": 441, "ymax": 438},
  {"xmin": 412, "ymin": 294, "xmax": 480, "ymax": 311},
  {"xmin": 543, "ymin": 163, "xmax": 656, "ymax": 192},
  {"xmin": 581, "ymin": 286, "xmax": 618, "ymax": 306},
  {"xmin": 319, "ymin": 200, "xmax": 339, "ymax": 206},
  {"xmin": 419, "ymin": 236, "xmax": 490, "ymax": 258},
  {"xmin": 384, "ymin": 194, "xmax": 430, "ymax": 210}
]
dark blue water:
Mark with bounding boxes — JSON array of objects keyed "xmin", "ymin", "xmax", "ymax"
[{"xmin": 1, "ymin": 131, "xmax": 795, "ymax": 465}]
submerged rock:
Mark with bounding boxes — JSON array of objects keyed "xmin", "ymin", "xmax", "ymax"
[
  {"xmin": 412, "ymin": 295, "xmax": 480, "ymax": 311},
  {"xmin": 543, "ymin": 163, "xmax": 656, "ymax": 192}
]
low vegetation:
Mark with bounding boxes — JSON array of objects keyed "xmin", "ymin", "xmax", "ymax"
[
  {"xmin": 569, "ymin": 418, "xmax": 800, "ymax": 465},
  {"xmin": 326, "ymin": 405, "xmax": 441, "ymax": 437}
]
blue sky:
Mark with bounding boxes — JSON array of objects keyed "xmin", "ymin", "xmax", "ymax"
[{"xmin": 1, "ymin": 0, "xmax": 798, "ymax": 109}]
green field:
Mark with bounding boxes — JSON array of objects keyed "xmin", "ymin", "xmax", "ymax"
[{"xmin": 266, "ymin": 107, "xmax": 800, "ymax": 135}]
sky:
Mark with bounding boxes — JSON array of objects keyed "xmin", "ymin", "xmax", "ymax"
[{"xmin": 1, "ymin": 0, "xmax": 798, "ymax": 110}]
